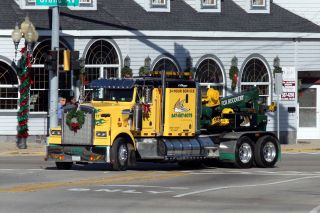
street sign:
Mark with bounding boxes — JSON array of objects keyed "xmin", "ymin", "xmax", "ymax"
[{"xmin": 36, "ymin": 0, "xmax": 80, "ymax": 7}]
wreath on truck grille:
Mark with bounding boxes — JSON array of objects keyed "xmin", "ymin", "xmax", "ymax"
[{"xmin": 66, "ymin": 109, "xmax": 85, "ymax": 133}]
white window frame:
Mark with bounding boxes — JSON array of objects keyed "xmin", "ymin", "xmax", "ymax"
[
  {"xmin": 202, "ymin": 0, "xmax": 217, "ymax": 7},
  {"xmin": 151, "ymin": 0, "xmax": 167, "ymax": 6},
  {"xmin": 251, "ymin": 0, "xmax": 266, "ymax": 7},
  {"xmin": 0, "ymin": 84, "xmax": 19, "ymax": 112}
]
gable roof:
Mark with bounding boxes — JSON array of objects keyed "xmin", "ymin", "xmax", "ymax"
[{"xmin": 2, "ymin": 0, "xmax": 320, "ymax": 33}]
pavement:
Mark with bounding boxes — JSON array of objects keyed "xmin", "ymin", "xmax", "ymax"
[{"xmin": 0, "ymin": 139, "xmax": 319, "ymax": 157}]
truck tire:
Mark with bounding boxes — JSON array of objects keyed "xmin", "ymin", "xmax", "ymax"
[
  {"xmin": 254, "ymin": 135, "xmax": 279, "ymax": 168},
  {"xmin": 55, "ymin": 162, "xmax": 73, "ymax": 170},
  {"xmin": 234, "ymin": 136, "xmax": 254, "ymax": 168},
  {"xmin": 111, "ymin": 137, "xmax": 129, "ymax": 171}
]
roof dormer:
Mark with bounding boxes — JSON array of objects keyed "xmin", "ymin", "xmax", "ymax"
[
  {"xmin": 233, "ymin": 0, "xmax": 270, "ymax": 14},
  {"xmin": 184, "ymin": 0, "xmax": 221, "ymax": 13},
  {"xmin": 133, "ymin": 0, "xmax": 171, "ymax": 12}
]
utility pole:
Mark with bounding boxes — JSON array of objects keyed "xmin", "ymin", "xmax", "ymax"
[{"xmin": 49, "ymin": 6, "xmax": 60, "ymax": 128}]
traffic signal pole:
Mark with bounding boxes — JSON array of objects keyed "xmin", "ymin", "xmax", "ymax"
[{"xmin": 49, "ymin": 6, "xmax": 60, "ymax": 128}]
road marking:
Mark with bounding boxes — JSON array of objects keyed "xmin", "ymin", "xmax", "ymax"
[
  {"xmin": 68, "ymin": 187, "xmax": 176, "ymax": 195},
  {"xmin": 95, "ymin": 189, "xmax": 121, "ymax": 192},
  {"xmin": 148, "ymin": 190, "xmax": 174, "ymax": 194},
  {"xmin": 0, "ymin": 171, "xmax": 189, "ymax": 193},
  {"xmin": 174, "ymin": 175, "xmax": 320, "ymax": 198},
  {"xmin": 106, "ymin": 185, "xmax": 189, "ymax": 190},
  {"xmin": 310, "ymin": 204, "xmax": 320, "ymax": 213}
]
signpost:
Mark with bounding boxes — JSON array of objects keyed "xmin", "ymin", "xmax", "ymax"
[{"xmin": 36, "ymin": 0, "xmax": 79, "ymax": 6}]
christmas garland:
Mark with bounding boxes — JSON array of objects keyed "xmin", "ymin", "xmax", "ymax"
[
  {"xmin": 66, "ymin": 109, "xmax": 85, "ymax": 133},
  {"xmin": 229, "ymin": 66, "xmax": 239, "ymax": 91},
  {"xmin": 17, "ymin": 47, "xmax": 32, "ymax": 139}
]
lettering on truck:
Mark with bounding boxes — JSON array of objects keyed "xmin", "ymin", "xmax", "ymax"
[{"xmin": 221, "ymin": 95, "xmax": 244, "ymax": 106}]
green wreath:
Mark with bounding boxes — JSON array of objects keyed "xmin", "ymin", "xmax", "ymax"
[
  {"xmin": 229, "ymin": 66, "xmax": 239, "ymax": 91},
  {"xmin": 66, "ymin": 109, "xmax": 85, "ymax": 132}
]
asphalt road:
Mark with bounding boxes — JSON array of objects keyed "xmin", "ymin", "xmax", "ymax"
[{"xmin": 0, "ymin": 153, "xmax": 319, "ymax": 213}]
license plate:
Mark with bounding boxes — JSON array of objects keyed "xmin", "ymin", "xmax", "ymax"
[{"xmin": 72, "ymin": 156, "xmax": 81, "ymax": 161}]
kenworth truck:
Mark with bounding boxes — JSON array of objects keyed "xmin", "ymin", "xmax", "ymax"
[{"xmin": 47, "ymin": 73, "xmax": 280, "ymax": 170}]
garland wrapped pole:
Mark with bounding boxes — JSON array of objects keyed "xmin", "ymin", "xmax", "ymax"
[
  {"xmin": 229, "ymin": 56, "xmax": 239, "ymax": 91},
  {"xmin": 11, "ymin": 17, "xmax": 39, "ymax": 149},
  {"xmin": 17, "ymin": 47, "xmax": 32, "ymax": 149}
]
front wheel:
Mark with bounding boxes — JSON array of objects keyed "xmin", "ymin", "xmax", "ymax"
[
  {"xmin": 234, "ymin": 136, "xmax": 254, "ymax": 168},
  {"xmin": 111, "ymin": 138, "xmax": 129, "ymax": 171},
  {"xmin": 254, "ymin": 135, "xmax": 279, "ymax": 168}
]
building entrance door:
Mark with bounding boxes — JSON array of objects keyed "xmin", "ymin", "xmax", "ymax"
[{"xmin": 297, "ymin": 85, "xmax": 320, "ymax": 139}]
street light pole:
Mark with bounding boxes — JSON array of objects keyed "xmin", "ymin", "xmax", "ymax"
[
  {"xmin": 11, "ymin": 17, "xmax": 39, "ymax": 149},
  {"xmin": 49, "ymin": 6, "xmax": 60, "ymax": 128}
]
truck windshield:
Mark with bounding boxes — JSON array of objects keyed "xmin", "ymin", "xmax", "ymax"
[{"xmin": 93, "ymin": 88, "xmax": 134, "ymax": 102}]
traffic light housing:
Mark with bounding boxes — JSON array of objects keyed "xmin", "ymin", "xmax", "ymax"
[
  {"xmin": 63, "ymin": 49, "xmax": 71, "ymax": 72},
  {"xmin": 71, "ymin": 51, "xmax": 80, "ymax": 71},
  {"xmin": 44, "ymin": 50, "xmax": 58, "ymax": 71}
]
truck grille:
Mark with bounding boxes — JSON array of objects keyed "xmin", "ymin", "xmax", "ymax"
[{"xmin": 62, "ymin": 106, "xmax": 94, "ymax": 145}]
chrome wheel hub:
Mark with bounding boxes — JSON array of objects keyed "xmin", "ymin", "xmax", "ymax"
[
  {"xmin": 239, "ymin": 143, "xmax": 252, "ymax": 164},
  {"xmin": 118, "ymin": 144, "xmax": 128, "ymax": 165},
  {"xmin": 263, "ymin": 142, "xmax": 276, "ymax": 163}
]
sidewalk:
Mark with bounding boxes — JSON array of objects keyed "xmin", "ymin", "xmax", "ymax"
[
  {"xmin": 0, "ymin": 141, "xmax": 45, "ymax": 157},
  {"xmin": 0, "ymin": 140, "xmax": 319, "ymax": 157},
  {"xmin": 281, "ymin": 140, "xmax": 320, "ymax": 153}
]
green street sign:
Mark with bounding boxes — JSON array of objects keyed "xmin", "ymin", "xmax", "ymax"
[{"xmin": 36, "ymin": 0, "xmax": 80, "ymax": 7}]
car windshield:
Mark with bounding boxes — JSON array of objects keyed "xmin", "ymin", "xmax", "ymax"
[{"xmin": 93, "ymin": 88, "xmax": 134, "ymax": 102}]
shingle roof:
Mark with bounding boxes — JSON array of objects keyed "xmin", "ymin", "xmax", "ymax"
[{"xmin": 1, "ymin": 0, "xmax": 320, "ymax": 33}]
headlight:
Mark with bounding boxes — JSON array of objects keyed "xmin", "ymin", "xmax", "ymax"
[
  {"xmin": 51, "ymin": 130, "xmax": 62, "ymax": 135},
  {"xmin": 96, "ymin": 131, "xmax": 107, "ymax": 137}
]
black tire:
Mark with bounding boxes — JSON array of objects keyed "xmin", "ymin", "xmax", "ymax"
[
  {"xmin": 254, "ymin": 135, "xmax": 279, "ymax": 168},
  {"xmin": 234, "ymin": 136, "xmax": 254, "ymax": 168},
  {"xmin": 178, "ymin": 161, "xmax": 203, "ymax": 169},
  {"xmin": 55, "ymin": 162, "xmax": 73, "ymax": 170},
  {"xmin": 111, "ymin": 137, "xmax": 129, "ymax": 171}
]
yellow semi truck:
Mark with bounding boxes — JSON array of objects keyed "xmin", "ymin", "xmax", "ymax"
[{"xmin": 47, "ymin": 73, "xmax": 280, "ymax": 170}]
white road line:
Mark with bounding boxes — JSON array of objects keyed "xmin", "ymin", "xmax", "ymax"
[
  {"xmin": 106, "ymin": 185, "xmax": 189, "ymax": 190},
  {"xmin": 310, "ymin": 204, "xmax": 320, "ymax": 213},
  {"xmin": 174, "ymin": 175, "xmax": 320, "ymax": 198},
  {"xmin": 283, "ymin": 152, "xmax": 320, "ymax": 155}
]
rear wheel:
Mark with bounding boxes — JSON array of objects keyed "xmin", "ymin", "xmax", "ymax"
[
  {"xmin": 234, "ymin": 136, "xmax": 254, "ymax": 168},
  {"xmin": 254, "ymin": 135, "xmax": 279, "ymax": 168},
  {"xmin": 111, "ymin": 138, "xmax": 129, "ymax": 171},
  {"xmin": 55, "ymin": 162, "xmax": 73, "ymax": 170}
]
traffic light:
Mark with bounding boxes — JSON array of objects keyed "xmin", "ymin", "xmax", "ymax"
[
  {"xmin": 44, "ymin": 50, "xmax": 58, "ymax": 71},
  {"xmin": 63, "ymin": 49, "xmax": 71, "ymax": 72},
  {"xmin": 71, "ymin": 51, "xmax": 80, "ymax": 70}
]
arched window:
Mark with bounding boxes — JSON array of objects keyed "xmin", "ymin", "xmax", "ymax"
[
  {"xmin": 31, "ymin": 39, "xmax": 70, "ymax": 112},
  {"xmin": 241, "ymin": 58, "xmax": 270, "ymax": 104},
  {"xmin": 196, "ymin": 58, "xmax": 225, "ymax": 97},
  {"xmin": 0, "ymin": 61, "xmax": 18, "ymax": 110},
  {"xmin": 84, "ymin": 39, "xmax": 120, "ymax": 101},
  {"xmin": 152, "ymin": 57, "xmax": 179, "ymax": 78}
]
